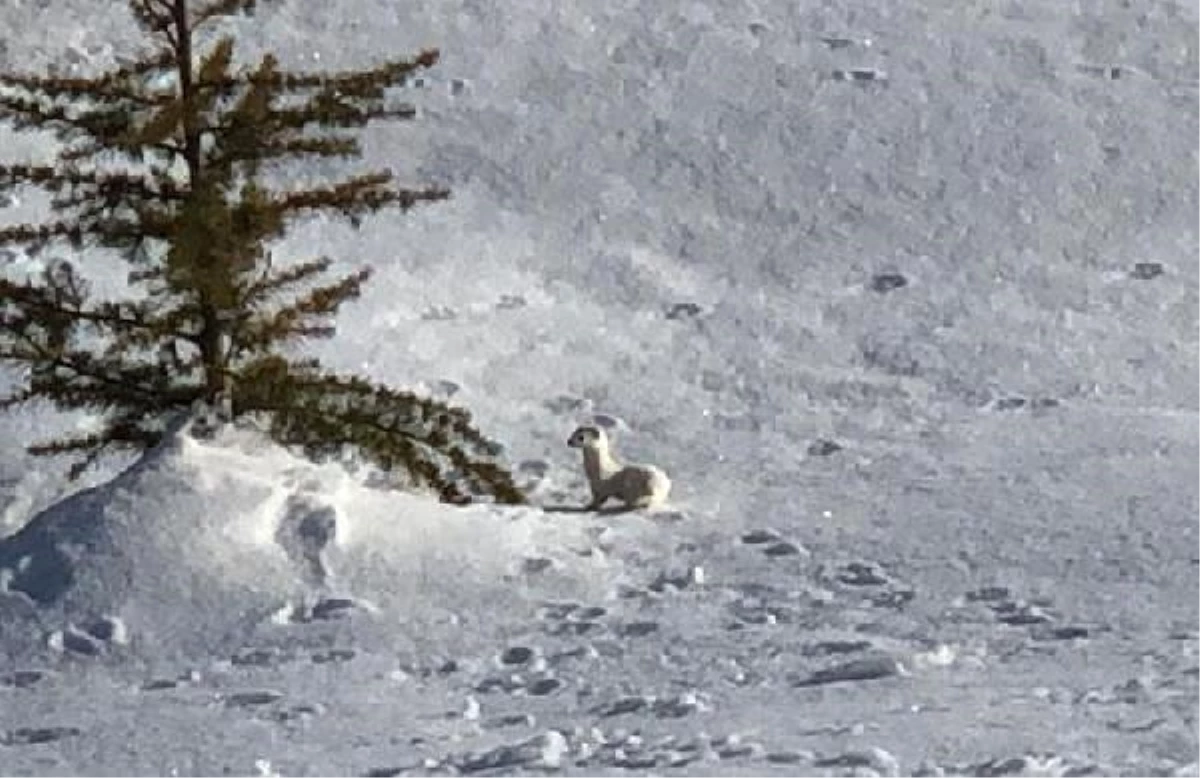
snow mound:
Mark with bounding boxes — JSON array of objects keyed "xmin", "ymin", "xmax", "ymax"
[{"xmin": 0, "ymin": 419, "xmax": 619, "ymax": 663}]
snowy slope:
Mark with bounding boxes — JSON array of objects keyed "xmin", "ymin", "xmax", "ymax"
[{"xmin": 0, "ymin": 0, "xmax": 1197, "ymax": 775}]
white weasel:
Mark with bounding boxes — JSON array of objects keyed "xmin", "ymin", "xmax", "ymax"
[{"xmin": 567, "ymin": 425, "xmax": 671, "ymax": 510}]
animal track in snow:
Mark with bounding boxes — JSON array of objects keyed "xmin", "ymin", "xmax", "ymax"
[
  {"xmin": 0, "ymin": 669, "xmax": 44, "ymax": 689},
  {"xmin": 495, "ymin": 293, "xmax": 527, "ymax": 310},
  {"xmin": 537, "ymin": 601, "xmax": 609, "ymax": 637},
  {"xmin": 543, "ymin": 395, "xmax": 589, "ymax": 414},
  {"xmin": 223, "ymin": 690, "xmax": 285, "ymax": 708},
  {"xmin": 837, "ymin": 561, "xmax": 890, "ymax": 586},
  {"xmin": 472, "ymin": 667, "xmax": 563, "ymax": 698},
  {"xmin": 807, "ymin": 438, "xmax": 843, "ymax": 456},
  {"xmin": 966, "ymin": 588, "xmax": 1060, "ymax": 627},
  {"xmin": 665, "ymin": 301, "xmax": 704, "ymax": 320},
  {"xmin": 739, "ymin": 528, "xmax": 808, "ymax": 560},
  {"xmin": 615, "ymin": 620, "xmax": 659, "ymax": 638},
  {"xmin": 740, "ymin": 528, "xmax": 782, "ymax": 545},
  {"xmin": 498, "ymin": 645, "xmax": 535, "ymax": 666},
  {"xmin": 311, "ymin": 648, "xmax": 356, "ymax": 664},
  {"xmin": 790, "ymin": 655, "xmax": 904, "ymax": 687},
  {"xmin": 516, "ymin": 459, "xmax": 549, "ymax": 478},
  {"xmin": 0, "ymin": 726, "xmax": 81, "ymax": 746},
  {"xmin": 801, "ymin": 639, "xmax": 873, "ymax": 657},
  {"xmin": 590, "ymin": 691, "xmax": 705, "ymax": 720},
  {"xmin": 231, "ymin": 646, "xmax": 298, "ymax": 668}
]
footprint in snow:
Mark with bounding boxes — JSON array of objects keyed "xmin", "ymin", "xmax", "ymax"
[
  {"xmin": 837, "ymin": 561, "xmax": 890, "ymax": 586},
  {"xmin": 538, "ymin": 602, "xmax": 605, "ymax": 621},
  {"xmin": 741, "ymin": 528, "xmax": 783, "ymax": 544},
  {"xmin": 727, "ymin": 598, "xmax": 805, "ymax": 629},
  {"xmin": 47, "ymin": 626, "xmax": 104, "ymax": 657},
  {"xmin": 142, "ymin": 669, "xmax": 201, "ymax": 692},
  {"xmin": 964, "ymin": 585, "xmax": 1089, "ymax": 643},
  {"xmin": 665, "ymin": 301, "xmax": 704, "ymax": 320},
  {"xmin": 142, "ymin": 678, "xmax": 180, "ymax": 691},
  {"xmin": 453, "ymin": 731, "xmax": 570, "ymax": 773},
  {"xmin": 763, "ymin": 541, "xmax": 805, "ymax": 558},
  {"xmin": 231, "ymin": 646, "xmax": 298, "ymax": 668},
  {"xmin": 420, "ymin": 305, "xmax": 457, "ymax": 321},
  {"xmin": 545, "ymin": 620, "xmax": 604, "ymax": 637},
  {"xmin": 591, "ymin": 692, "xmax": 703, "ymax": 719},
  {"xmin": 740, "ymin": 528, "xmax": 808, "ymax": 558},
  {"xmin": 990, "ymin": 396, "xmax": 1061, "ymax": 413},
  {"xmin": 1030, "ymin": 625, "xmax": 1092, "ymax": 641},
  {"xmin": 616, "ymin": 621, "xmax": 660, "ymax": 638},
  {"xmin": 970, "ymin": 589, "xmax": 1058, "ymax": 626},
  {"xmin": 868, "ymin": 272, "xmax": 907, "ymax": 293},
  {"xmin": 543, "ymin": 395, "xmax": 588, "ymax": 414},
  {"xmin": 267, "ymin": 702, "xmax": 325, "ymax": 723},
  {"xmin": 0, "ymin": 670, "xmax": 45, "ymax": 689},
  {"xmin": 807, "ymin": 438, "xmax": 843, "ymax": 456},
  {"xmin": 870, "ymin": 589, "xmax": 916, "ymax": 609},
  {"xmin": 524, "ymin": 677, "xmax": 563, "ymax": 696},
  {"xmin": 572, "ymin": 731, "xmax": 763, "ymax": 771},
  {"xmin": 648, "ymin": 565, "xmax": 703, "ymax": 593},
  {"xmin": 223, "ymin": 690, "xmax": 285, "ymax": 708},
  {"xmin": 802, "ymin": 640, "xmax": 873, "ymax": 657},
  {"xmin": 498, "ymin": 645, "xmax": 536, "ymax": 666},
  {"xmin": 46, "ymin": 616, "xmax": 128, "ymax": 657},
  {"xmin": 516, "ymin": 459, "xmax": 550, "ymax": 478},
  {"xmin": 790, "ymin": 655, "xmax": 904, "ymax": 687},
  {"xmin": 519, "ymin": 556, "xmax": 555, "ymax": 575},
  {"xmin": 430, "ymin": 379, "xmax": 460, "ymax": 397},
  {"xmin": 0, "ymin": 726, "xmax": 81, "ymax": 746},
  {"xmin": 482, "ymin": 713, "xmax": 537, "ymax": 731},
  {"xmin": 311, "ymin": 648, "xmax": 356, "ymax": 664},
  {"xmin": 495, "ymin": 293, "xmax": 527, "ymax": 310}
]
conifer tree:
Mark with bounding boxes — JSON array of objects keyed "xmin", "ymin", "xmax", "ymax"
[{"xmin": 0, "ymin": 0, "xmax": 525, "ymax": 504}]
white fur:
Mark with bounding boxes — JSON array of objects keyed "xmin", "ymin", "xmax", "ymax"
[{"xmin": 567, "ymin": 426, "xmax": 671, "ymax": 511}]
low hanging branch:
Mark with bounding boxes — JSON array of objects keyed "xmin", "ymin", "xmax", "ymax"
[{"xmin": 0, "ymin": 0, "xmax": 525, "ymax": 504}]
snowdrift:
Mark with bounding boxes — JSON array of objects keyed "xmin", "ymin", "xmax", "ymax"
[{"xmin": 0, "ymin": 418, "xmax": 618, "ymax": 663}]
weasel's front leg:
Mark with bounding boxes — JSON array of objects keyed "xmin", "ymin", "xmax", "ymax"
[{"xmin": 586, "ymin": 490, "xmax": 609, "ymax": 511}]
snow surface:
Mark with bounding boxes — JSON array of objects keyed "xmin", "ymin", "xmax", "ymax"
[{"xmin": 0, "ymin": 0, "xmax": 1197, "ymax": 775}]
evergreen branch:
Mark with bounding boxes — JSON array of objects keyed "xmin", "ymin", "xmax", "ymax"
[
  {"xmin": 196, "ymin": 49, "xmax": 439, "ymax": 93},
  {"xmin": 1, "ymin": 163, "xmax": 188, "ymax": 204},
  {"xmin": 0, "ymin": 93, "xmax": 130, "ymax": 135},
  {"xmin": 0, "ymin": 71, "xmax": 175, "ymax": 107},
  {"xmin": 192, "ymin": 0, "xmax": 257, "ymax": 28},
  {"xmin": 0, "ymin": 93, "xmax": 182, "ymax": 158},
  {"xmin": 27, "ymin": 412, "xmax": 167, "ymax": 479},
  {"xmin": 267, "ymin": 94, "xmax": 416, "ymax": 130},
  {"xmin": 94, "ymin": 48, "xmax": 177, "ymax": 88},
  {"xmin": 0, "ymin": 216, "xmax": 170, "ymax": 247},
  {"xmin": 234, "ymin": 268, "xmax": 369, "ymax": 353},
  {"xmin": 0, "ymin": 2, "xmax": 518, "ymax": 499},
  {"xmin": 0, "ymin": 384, "xmax": 38, "ymax": 410},
  {"xmin": 231, "ymin": 135, "xmax": 360, "ymax": 161},
  {"xmin": 0, "ymin": 277, "xmax": 151, "ymax": 337},
  {"xmin": 129, "ymin": 0, "xmax": 179, "ymax": 38},
  {"xmin": 59, "ymin": 138, "xmax": 186, "ymax": 164},
  {"xmin": 270, "ymin": 174, "xmax": 450, "ymax": 220},
  {"xmin": 240, "ymin": 256, "xmax": 331, "ymax": 308},
  {"xmin": 2, "ymin": 342, "xmax": 180, "ymax": 410},
  {"xmin": 234, "ymin": 361, "xmax": 525, "ymax": 504}
]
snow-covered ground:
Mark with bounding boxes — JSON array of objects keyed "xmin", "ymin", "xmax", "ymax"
[{"xmin": 0, "ymin": 0, "xmax": 1196, "ymax": 775}]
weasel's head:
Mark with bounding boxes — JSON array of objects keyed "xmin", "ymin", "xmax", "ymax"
[{"xmin": 567, "ymin": 425, "xmax": 607, "ymax": 450}]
